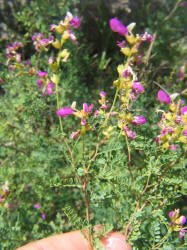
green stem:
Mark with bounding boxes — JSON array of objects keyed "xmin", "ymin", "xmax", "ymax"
[
  {"xmin": 104, "ymin": 86, "xmax": 120, "ymax": 126},
  {"xmin": 55, "ymin": 36, "xmax": 66, "ymax": 132},
  {"xmin": 56, "ymin": 80, "xmax": 63, "ymax": 132},
  {"xmin": 82, "ymin": 133, "xmax": 86, "ymax": 167},
  {"xmin": 151, "ymin": 228, "xmax": 172, "ymax": 249},
  {"xmin": 125, "ymin": 135, "xmax": 134, "ymax": 181}
]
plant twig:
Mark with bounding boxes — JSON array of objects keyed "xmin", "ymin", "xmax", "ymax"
[
  {"xmin": 141, "ymin": 0, "xmax": 182, "ymax": 77},
  {"xmin": 163, "ymin": 0, "xmax": 182, "ymax": 23},
  {"xmin": 125, "ymin": 135, "xmax": 134, "ymax": 182},
  {"xmin": 153, "ymin": 81, "xmax": 171, "ymax": 96},
  {"xmin": 81, "ymin": 134, "xmax": 93, "ymax": 249},
  {"xmin": 135, "ymin": 173, "xmax": 151, "ymax": 212}
]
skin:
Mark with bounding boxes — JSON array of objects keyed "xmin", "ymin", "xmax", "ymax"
[{"xmin": 17, "ymin": 230, "xmax": 132, "ymax": 250}]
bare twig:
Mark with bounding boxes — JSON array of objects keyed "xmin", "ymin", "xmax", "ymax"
[{"xmin": 140, "ymin": 0, "xmax": 182, "ymax": 77}]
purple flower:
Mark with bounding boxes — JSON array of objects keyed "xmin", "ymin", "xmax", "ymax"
[
  {"xmin": 40, "ymin": 39, "xmax": 50, "ymax": 47},
  {"xmin": 48, "ymin": 56, "xmax": 54, "ymax": 64},
  {"xmin": 181, "ymin": 2, "xmax": 187, "ymax": 8},
  {"xmin": 123, "ymin": 126, "xmax": 136, "ymax": 140},
  {"xmin": 47, "ymin": 82, "xmax": 55, "ymax": 95},
  {"xmin": 48, "ymin": 35, "xmax": 54, "ymax": 42},
  {"xmin": 140, "ymin": 31, "xmax": 153, "ymax": 42},
  {"xmin": 83, "ymin": 103, "xmax": 94, "ymax": 114},
  {"xmin": 32, "ymin": 33, "xmax": 52, "ymax": 51},
  {"xmin": 68, "ymin": 30, "xmax": 77, "ymax": 42},
  {"xmin": 155, "ymin": 136, "xmax": 160, "ymax": 145},
  {"xmin": 175, "ymin": 116, "xmax": 182, "ymax": 124},
  {"xmin": 170, "ymin": 145, "xmax": 178, "ymax": 151},
  {"xmin": 130, "ymin": 92, "xmax": 137, "ymax": 100},
  {"xmin": 157, "ymin": 90, "xmax": 171, "ymax": 104},
  {"xmin": 37, "ymin": 79, "xmax": 43, "ymax": 88},
  {"xmin": 101, "ymin": 104, "xmax": 109, "ymax": 109},
  {"xmin": 83, "ymin": 103, "xmax": 88, "ymax": 112},
  {"xmin": 13, "ymin": 42, "xmax": 22, "ymax": 49},
  {"xmin": 0, "ymin": 162, "xmax": 2, "ymax": 166},
  {"xmin": 94, "ymin": 110, "xmax": 99, "ymax": 117},
  {"xmin": 0, "ymin": 195, "xmax": 4, "ymax": 202},
  {"xmin": 181, "ymin": 106, "xmax": 187, "ymax": 115},
  {"xmin": 132, "ymin": 116, "xmax": 146, "ymax": 126},
  {"xmin": 133, "ymin": 81, "xmax": 144, "ymax": 93},
  {"xmin": 38, "ymin": 71, "xmax": 48, "ymax": 78},
  {"xmin": 117, "ymin": 40, "xmax": 126, "ymax": 48},
  {"xmin": 179, "ymin": 228, "xmax": 187, "ymax": 239},
  {"xmin": 126, "ymin": 130, "xmax": 136, "ymax": 140},
  {"xmin": 70, "ymin": 130, "xmax": 81, "ymax": 139},
  {"xmin": 69, "ymin": 17, "xmax": 81, "ymax": 29},
  {"xmin": 169, "ymin": 210, "xmax": 176, "ymax": 218},
  {"xmin": 34, "ymin": 204, "xmax": 41, "ymax": 209},
  {"xmin": 32, "ymin": 33, "xmax": 43, "ymax": 42},
  {"xmin": 183, "ymin": 129, "xmax": 187, "ymax": 136},
  {"xmin": 88, "ymin": 104, "xmax": 94, "ymax": 114},
  {"xmin": 26, "ymin": 61, "xmax": 31, "ymax": 66},
  {"xmin": 50, "ymin": 24, "xmax": 56, "ymax": 31},
  {"xmin": 109, "ymin": 18, "xmax": 128, "ymax": 36},
  {"xmin": 123, "ymin": 69, "xmax": 131, "ymax": 78},
  {"xmin": 136, "ymin": 55, "xmax": 143, "ymax": 66},
  {"xmin": 81, "ymin": 119, "xmax": 87, "ymax": 125},
  {"xmin": 161, "ymin": 126, "xmax": 174, "ymax": 135},
  {"xmin": 41, "ymin": 213, "xmax": 46, "ymax": 220},
  {"xmin": 32, "ymin": 35, "xmax": 36, "ymax": 41},
  {"xmin": 180, "ymin": 216, "xmax": 186, "ymax": 224},
  {"xmin": 180, "ymin": 100, "xmax": 185, "ymax": 106},
  {"xmin": 56, "ymin": 107, "xmax": 74, "ymax": 117},
  {"xmin": 100, "ymin": 91, "xmax": 106, "ymax": 97}
]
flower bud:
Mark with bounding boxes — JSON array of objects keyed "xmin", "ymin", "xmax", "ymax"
[
  {"xmin": 157, "ymin": 90, "xmax": 171, "ymax": 104},
  {"xmin": 181, "ymin": 106, "xmax": 187, "ymax": 115},
  {"xmin": 109, "ymin": 18, "xmax": 128, "ymax": 36},
  {"xmin": 121, "ymin": 47, "xmax": 131, "ymax": 56},
  {"xmin": 56, "ymin": 107, "xmax": 74, "ymax": 117},
  {"xmin": 52, "ymin": 40, "xmax": 61, "ymax": 49},
  {"xmin": 132, "ymin": 115, "xmax": 146, "ymax": 126}
]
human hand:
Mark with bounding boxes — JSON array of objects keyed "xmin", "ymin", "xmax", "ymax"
[{"xmin": 17, "ymin": 229, "xmax": 132, "ymax": 250}]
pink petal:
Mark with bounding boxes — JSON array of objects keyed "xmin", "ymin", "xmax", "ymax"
[
  {"xmin": 157, "ymin": 90, "xmax": 171, "ymax": 104},
  {"xmin": 181, "ymin": 106, "xmax": 187, "ymax": 115},
  {"xmin": 56, "ymin": 107, "xmax": 74, "ymax": 117},
  {"xmin": 109, "ymin": 18, "xmax": 128, "ymax": 36}
]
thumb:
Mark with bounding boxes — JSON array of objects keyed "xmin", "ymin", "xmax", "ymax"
[{"xmin": 17, "ymin": 230, "xmax": 132, "ymax": 250}]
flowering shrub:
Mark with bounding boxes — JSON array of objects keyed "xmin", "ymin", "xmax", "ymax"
[{"xmin": 0, "ymin": 1, "xmax": 187, "ymax": 249}]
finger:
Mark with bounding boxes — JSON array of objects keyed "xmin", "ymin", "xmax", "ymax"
[
  {"xmin": 101, "ymin": 232, "xmax": 132, "ymax": 250},
  {"xmin": 16, "ymin": 230, "xmax": 90, "ymax": 250},
  {"xmin": 17, "ymin": 230, "xmax": 132, "ymax": 250}
]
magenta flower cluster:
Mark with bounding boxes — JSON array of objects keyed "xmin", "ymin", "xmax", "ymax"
[
  {"xmin": 6, "ymin": 42, "xmax": 22, "ymax": 67},
  {"xmin": 32, "ymin": 33, "xmax": 54, "ymax": 51},
  {"xmin": 57, "ymin": 102, "xmax": 95, "ymax": 139},
  {"xmin": 50, "ymin": 12, "xmax": 81, "ymax": 43},
  {"xmin": 110, "ymin": 18, "xmax": 153, "ymax": 67},
  {"xmin": 37, "ymin": 71, "xmax": 55, "ymax": 96},
  {"xmin": 156, "ymin": 92, "xmax": 186, "ymax": 150},
  {"xmin": 169, "ymin": 209, "xmax": 187, "ymax": 239}
]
